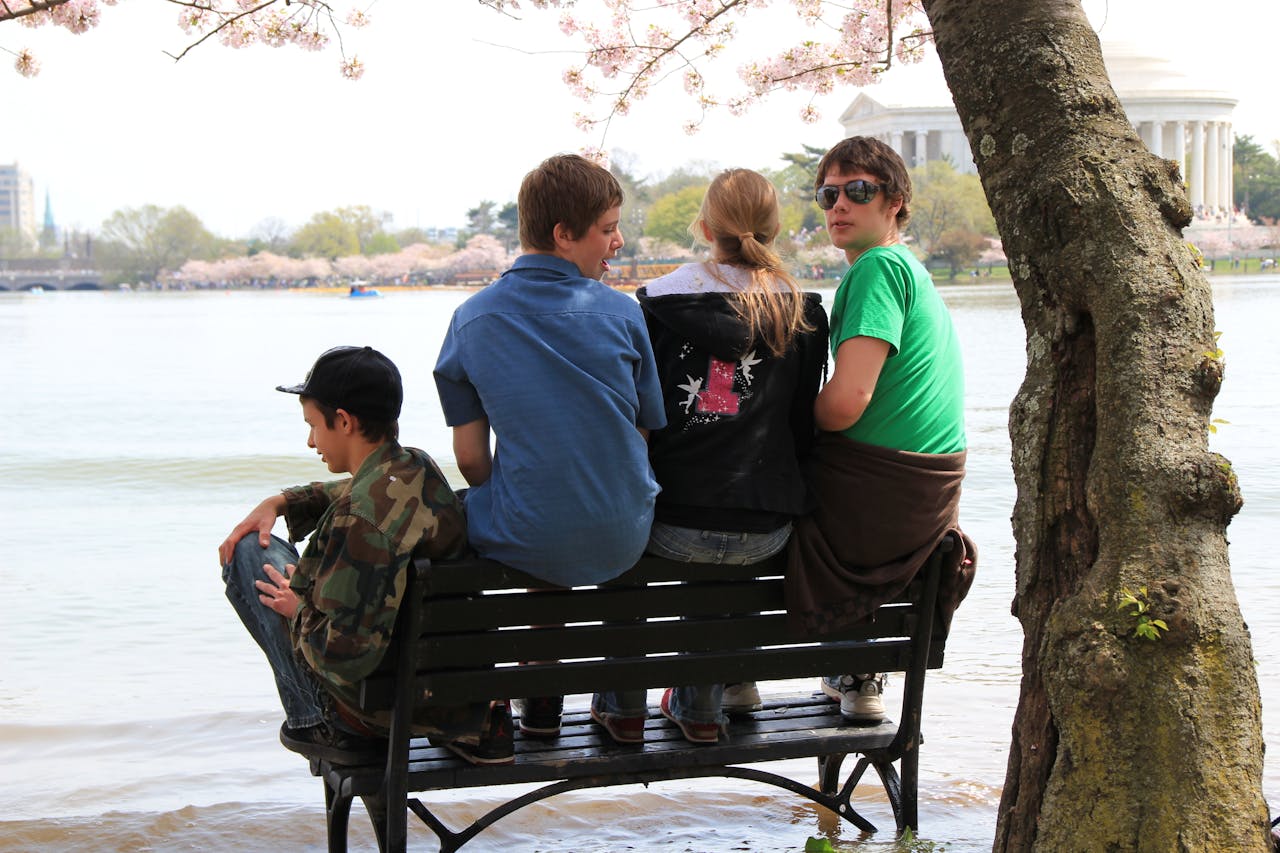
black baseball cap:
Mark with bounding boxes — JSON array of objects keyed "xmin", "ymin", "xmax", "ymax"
[{"xmin": 276, "ymin": 346, "xmax": 403, "ymax": 422}]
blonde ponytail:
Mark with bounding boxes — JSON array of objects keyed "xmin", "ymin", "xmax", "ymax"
[{"xmin": 693, "ymin": 169, "xmax": 813, "ymax": 357}]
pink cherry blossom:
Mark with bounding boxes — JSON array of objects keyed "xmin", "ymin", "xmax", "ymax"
[
  {"xmin": 340, "ymin": 56, "xmax": 364, "ymax": 80},
  {"xmin": 13, "ymin": 47, "xmax": 40, "ymax": 77},
  {"xmin": 579, "ymin": 146, "xmax": 609, "ymax": 166}
]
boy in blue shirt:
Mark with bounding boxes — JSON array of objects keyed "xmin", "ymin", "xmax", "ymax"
[{"xmin": 434, "ymin": 153, "xmax": 667, "ymax": 743}]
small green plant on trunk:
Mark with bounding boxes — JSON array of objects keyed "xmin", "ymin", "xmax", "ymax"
[{"xmin": 1118, "ymin": 586, "xmax": 1168, "ymax": 640}]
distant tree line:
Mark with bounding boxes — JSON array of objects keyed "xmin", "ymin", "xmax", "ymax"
[
  {"xmin": 1235, "ymin": 135, "xmax": 1280, "ymax": 224},
  {"xmin": 0, "ymin": 148, "xmax": 1013, "ymax": 286}
]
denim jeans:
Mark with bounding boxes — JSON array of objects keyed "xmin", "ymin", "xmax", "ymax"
[
  {"xmin": 591, "ymin": 688, "xmax": 648, "ymax": 721},
  {"xmin": 645, "ymin": 521, "xmax": 792, "ymax": 565},
  {"xmin": 595, "ymin": 521, "xmax": 792, "ymax": 727},
  {"xmin": 223, "ymin": 533, "xmax": 327, "ymax": 729},
  {"xmin": 589, "ymin": 684, "xmax": 728, "ymax": 727}
]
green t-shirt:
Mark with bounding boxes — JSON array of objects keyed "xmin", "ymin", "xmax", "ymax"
[{"xmin": 828, "ymin": 244, "xmax": 966, "ymax": 453}]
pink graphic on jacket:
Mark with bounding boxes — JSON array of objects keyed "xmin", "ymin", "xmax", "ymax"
[{"xmin": 697, "ymin": 357, "xmax": 740, "ymax": 415}]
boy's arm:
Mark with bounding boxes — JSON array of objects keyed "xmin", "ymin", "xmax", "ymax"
[
  {"xmin": 452, "ymin": 417, "xmax": 493, "ymax": 486},
  {"xmin": 279, "ymin": 480, "xmax": 349, "ymax": 541},
  {"xmin": 218, "ymin": 493, "xmax": 287, "ymax": 565},
  {"xmin": 791, "ymin": 304, "xmax": 830, "ymax": 458},
  {"xmin": 216, "ymin": 480, "xmax": 349, "ymax": 565},
  {"xmin": 814, "ymin": 335, "xmax": 890, "ymax": 432}
]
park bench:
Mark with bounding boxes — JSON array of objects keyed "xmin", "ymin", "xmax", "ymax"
[{"xmin": 303, "ymin": 534, "xmax": 956, "ymax": 852}]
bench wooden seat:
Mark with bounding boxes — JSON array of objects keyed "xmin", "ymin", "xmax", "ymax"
[{"xmin": 306, "ymin": 535, "xmax": 955, "ymax": 852}]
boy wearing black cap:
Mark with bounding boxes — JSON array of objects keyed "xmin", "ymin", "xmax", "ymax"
[{"xmin": 218, "ymin": 346, "xmax": 509, "ymax": 765}]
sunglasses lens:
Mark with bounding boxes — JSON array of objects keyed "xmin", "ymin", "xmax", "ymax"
[
  {"xmin": 816, "ymin": 181, "xmax": 881, "ymax": 208},
  {"xmin": 847, "ymin": 180, "xmax": 879, "ymax": 203}
]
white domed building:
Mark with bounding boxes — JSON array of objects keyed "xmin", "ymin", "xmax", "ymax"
[{"xmin": 837, "ymin": 43, "xmax": 1238, "ymax": 217}]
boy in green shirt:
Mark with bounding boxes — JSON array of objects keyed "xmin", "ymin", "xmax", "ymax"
[{"xmin": 787, "ymin": 137, "xmax": 973, "ymax": 722}]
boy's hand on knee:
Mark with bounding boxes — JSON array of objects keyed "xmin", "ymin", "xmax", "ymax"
[
  {"xmin": 256, "ymin": 562, "xmax": 300, "ymax": 619},
  {"xmin": 218, "ymin": 495, "xmax": 287, "ymax": 565}
]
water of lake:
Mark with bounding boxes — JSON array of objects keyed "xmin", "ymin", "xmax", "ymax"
[{"xmin": 1, "ymin": 276, "xmax": 1277, "ymax": 852}]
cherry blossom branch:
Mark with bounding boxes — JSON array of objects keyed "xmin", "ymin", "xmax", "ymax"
[
  {"xmin": 3, "ymin": 0, "xmax": 367, "ymax": 79},
  {"xmin": 164, "ymin": 0, "xmax": 281, "ymax": 63},
  {"xmin": 0, "ymin": 0, "xmax": 72, "ymax": 23},
  {"xmin": 582, "ymin": 0, "xmax": 749, "ymax": 132},
  {"xmin": 497, "ymin": 0, "xmax": 929, "ymax": 148}
]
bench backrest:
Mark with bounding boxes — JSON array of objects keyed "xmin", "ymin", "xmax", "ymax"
[{"xmin": 357, "ymin": 537, "xmax": 952, "ymax": 713}]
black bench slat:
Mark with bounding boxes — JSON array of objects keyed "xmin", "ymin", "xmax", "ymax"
[
  {"xmin": 357, "ymin": 640, "xmax": 939, "ymax": 708},
  {"xmin": 417, "ymin": 555, "xmax": 786, "ymax": 596},
  {"xmin": 413, "ymin": 608, "xmax": 918, "ymax": 668},
  {"xmin": 418, "ymin": 579, "xmax": 789, "ymax": 632},
  {"xmin": 417, "ymin": 574, "xmax": 929, "ymax": 635}
]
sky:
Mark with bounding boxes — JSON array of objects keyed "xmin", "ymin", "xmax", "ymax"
[{"xmin": 2, "ymin": 0, "xmax": 1278, "ymax": 239}]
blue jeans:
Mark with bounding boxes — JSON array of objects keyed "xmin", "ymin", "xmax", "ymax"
[
  {"xmin": 590, "ymin": 684, "xmax": 727, "ymax": 727},
  {"xmin": 594, "ymin": 522, "xmax": 792, "ymax": 727},
  {"xmin": 223, "ymin": 533, "xmax": 326, "ymax": 729},
  {"xmin": 645, "ymin": 521, "xmax": 792, "ymax": 564}
]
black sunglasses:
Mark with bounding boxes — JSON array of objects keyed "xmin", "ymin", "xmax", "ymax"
[{"xmin": 814, "ymin": 179, "xmax": 883, "ymax": 210}]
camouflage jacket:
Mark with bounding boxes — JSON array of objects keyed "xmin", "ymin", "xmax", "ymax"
[{"xmin": 281, "ymin": 441, "xmax": 469, "ymax": 733}]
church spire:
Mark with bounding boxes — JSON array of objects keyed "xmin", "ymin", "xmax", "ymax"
[{"xmin": 40, "ymin": 188, "xmax": 57, "ymax": 250}]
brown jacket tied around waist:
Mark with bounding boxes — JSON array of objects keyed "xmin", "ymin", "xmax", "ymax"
[{"xmin": 785, "ymin": 433, "xmax": 977, "ymax": 636}]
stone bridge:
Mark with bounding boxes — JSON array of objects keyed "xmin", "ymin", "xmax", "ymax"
[{"xmin": 0, "ymin": 269, "xmax": 105, "ymax": 291}]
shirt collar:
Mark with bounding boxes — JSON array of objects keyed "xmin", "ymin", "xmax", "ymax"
[
  {"xmin": 509, "ymin": 253, "xmax": 584, "ymax": 278},
  {"xmin": 352, "ymin": 440, "xmax": 401, "ymax": 481}
]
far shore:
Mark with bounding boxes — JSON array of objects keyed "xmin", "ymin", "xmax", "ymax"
[{"xmin": 5, "ymin": 261, "xmax": 1276, "ymax": 296}]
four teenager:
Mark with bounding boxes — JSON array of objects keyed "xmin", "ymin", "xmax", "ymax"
[{"xmin": 221, "ymin": 139, "xmax": 974, "ymax": 766}]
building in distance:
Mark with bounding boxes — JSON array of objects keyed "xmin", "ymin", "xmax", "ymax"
[
  {"xmin": 0, "ymin": 163, "xmax": 38, "ymax": 250},
  {"xmin": 838, "ymin": 42, "xmax": 1237, "ymax": 216}
]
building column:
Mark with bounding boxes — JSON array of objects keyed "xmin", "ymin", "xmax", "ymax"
[
  {"xmin": 1174, "ymin": 121, "xmax": 1187, "ymax": 183},
  {"xmin": 1206, "ymin": 122, "xmax": 1220, "ymax": 213},
  {"xmin": 890, "ymin": 130, "xmax": 904, "ymax": 160},
  {"xmin": 1190, "ymin": 121, "xmax": 1205, "ymax": 210},
  {"xmin": 1149, "ymin": 121, "xmax": 1164, "ymax": 157},
  {"xmin": 1219, "ymin": 122, "xmax": 1234, "ymax": 211}
]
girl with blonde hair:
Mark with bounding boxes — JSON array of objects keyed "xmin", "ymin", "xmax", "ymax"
[{"xmin": 591, "ymin": 168, "xmax": 828, "ymax": 745}]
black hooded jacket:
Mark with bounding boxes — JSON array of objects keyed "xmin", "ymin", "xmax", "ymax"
[{"xmin": 637, "ymin": 286, "xmax": 829, "ymax": 532}]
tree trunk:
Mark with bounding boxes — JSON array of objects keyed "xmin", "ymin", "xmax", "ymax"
[{"xmin": 921, "ymin": 1, "xmax": 1268, "ymax": 849}]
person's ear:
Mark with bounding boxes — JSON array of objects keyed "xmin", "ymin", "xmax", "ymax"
[
  {"xmin": 334, "ymin": 409, "xmax": 357, "ymax": 436},
  {"xmin": 553, "ymin": 221, "xmax": 577, "ymax": 249},
  {"xmin": 887, "ymin": 195, "xmax": 904, "ymax": 220},
  {"xmin": 699, "ymin": 221, "xmax": 714, "ymax": 242}
]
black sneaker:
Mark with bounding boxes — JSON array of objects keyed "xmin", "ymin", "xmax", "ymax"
[
  {"xmin": 512, "ymin": 695, "xmax": 564, "ymax": 737},
  {"xmin": 440, "ymin": 702, "xmax": 515, "ymax": 765},
  {"xmin": 278, "ymin": 721, "xmax": 386, "ymax": 764}
]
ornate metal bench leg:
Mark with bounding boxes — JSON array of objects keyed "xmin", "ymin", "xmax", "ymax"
[
  {"xmin": 860, "ymin": 756, "xmax": 905, "ymax": 833},
  {"xmin": 360, "ymin": 790, "xmax": 391, "ymax": 852},
  {"xmin": 818, "ymin": 752, "xmax": 847, "ymax": 795},
  {"xmin": 897, "ymin": 743, "xmax": 919, "ymax": 833},
  {"xmin": 324, "ymin": 780, "xmax": 354, "ymax": 853},
  {"xmin": 407, "ymin": 798, "xmax": 471, "ymax": 853}
]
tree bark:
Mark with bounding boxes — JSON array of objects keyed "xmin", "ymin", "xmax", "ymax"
[
  {"xmin": 921, "ymin": 1, "xmax": 1267, "ymax": 849},
  {"xmin": 0, "ymin": 1, "xmax": 72, "ymax": 25}
]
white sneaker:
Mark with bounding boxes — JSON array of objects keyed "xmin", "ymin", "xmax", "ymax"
[
  {"xmin": 722, "ymin": 682, "xmax": 763, "ymax": 713},
  {"xmin": 820, "ymin": 674, "xmax": 886, "ymax": 723}
]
